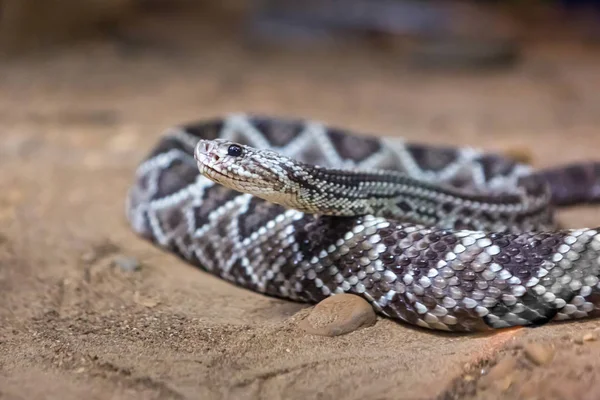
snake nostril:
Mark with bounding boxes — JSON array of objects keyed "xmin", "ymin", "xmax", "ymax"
[{"xmin": 213, "ymin": 155, "xmax": 220, "ymax": 162}]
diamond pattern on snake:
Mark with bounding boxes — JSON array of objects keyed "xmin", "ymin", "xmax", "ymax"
[{"xmin": 126, "ymin": 113, "xmax": 600, "ymax": 332}]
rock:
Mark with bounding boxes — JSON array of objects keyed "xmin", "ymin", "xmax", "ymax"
[
  {"xmin": 299, "ymin": 294, "xmax": 377, "ymax": 337},
  {"xmin": 523, "ymin": 343, "xmax": 555, "ymax": 366},
  {"xmin": 112, "ymin": 255, "xmax": 140, "ymax": 272},
  {"xmin": 584, "ymin": 332, "xmax": 597, "ymax": 341},
  {"xmin": 576, "ymin": 332, "xmax": 596, "ymax": 344}
]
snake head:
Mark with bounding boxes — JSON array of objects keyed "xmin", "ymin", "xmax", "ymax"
[{"xmin": 194, "ymin": 139, "xmax": 303, "ymax": 205}]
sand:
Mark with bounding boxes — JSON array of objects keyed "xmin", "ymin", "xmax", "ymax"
[{"xmin": 3, "ymin": 9, "xmax": 600, "ymax": 400}]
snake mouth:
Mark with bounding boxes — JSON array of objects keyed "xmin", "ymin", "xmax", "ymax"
[
  {"xmin": 195, "ymin": 148, "xmax": 251, "ymax": 186},
  {"xmin": 195, "ymin": 151, "xmax": 226, "ymax": 178},
  {"xmin": 196, "ymin": 159, "xmax": 248, "ymax": 187}
]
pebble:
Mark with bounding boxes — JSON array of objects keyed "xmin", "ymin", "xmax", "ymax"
[
  {"xmin": 299, "ymin": 294, "xmax": 377, "ymax": 336},
  {"xmin": 523, "ymin": 343, "xmax": 555, "ymax": 366},
  {"xmin": 575, "ymin": 332, "xmax": 596, "ymax": 344},
  {"xmin": 585, "ymin": 332, "xmax": 598, "ymax": 341},
  {"xmin": 113, "ymin": 255, "xmax": 140, "ymax": 272}
]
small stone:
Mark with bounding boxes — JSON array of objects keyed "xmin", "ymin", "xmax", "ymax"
[
  {"xmin": 576, "ymin": 332, "xmax": 596, "ymax": 344},
  {"xmin": 479, "ymin": 356, "xmax": 517, "ymax": 389},
  {"xmin": 299, "ymin": 294, "xmax": 377, "ymax": 336},
  {"xmin": 113, "ymin": 255, "xmax": 140, "ymax": 272},
  {"xmin": 523, "ymin": 343, "xmax": 555, "ymax": 366},
  {"xmin": 75, "ymin": 367, "xmax": 85, "ymax": 374},
  {"xmin": 583, "ymin": 332, "xmax": 596, "ymax": 341}
]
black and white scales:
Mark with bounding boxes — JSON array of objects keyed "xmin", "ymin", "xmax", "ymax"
[{"xmin": 126, "ymin": 114, "xmax": 600, "ymax": 332}]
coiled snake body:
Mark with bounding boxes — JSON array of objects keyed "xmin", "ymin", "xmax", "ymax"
[{"xmin": 126, "ymin": 114, "xmax": 600, "ymax": 332}]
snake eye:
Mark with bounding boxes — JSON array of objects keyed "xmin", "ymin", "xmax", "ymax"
[{"xmin": 227, "ymin": 144, "xmax": 243, "ymax": 157}]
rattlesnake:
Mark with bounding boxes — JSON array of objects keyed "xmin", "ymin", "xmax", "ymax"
[{"xmin": 126, "ymin": 114, "xmax": 600, "ymax": 332}]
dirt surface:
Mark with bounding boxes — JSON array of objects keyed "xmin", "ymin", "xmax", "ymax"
[{"xmin": 3, "ymin": 8, "xmax": 600, "ymax": 400}]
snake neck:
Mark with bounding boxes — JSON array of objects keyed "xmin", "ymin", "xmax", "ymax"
[{"xmin": 283, "ymin": 165, "xmax": 553, "ymax": 231}]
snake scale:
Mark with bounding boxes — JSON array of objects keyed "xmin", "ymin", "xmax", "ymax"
[{"xmin": 126, "ymin": 114, "xmax": 600, "ymax": 332}]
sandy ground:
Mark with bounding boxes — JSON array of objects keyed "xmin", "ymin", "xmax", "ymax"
[{"xmin": 4, "ymin": 9, "xmax": 600, "ymax": 400}]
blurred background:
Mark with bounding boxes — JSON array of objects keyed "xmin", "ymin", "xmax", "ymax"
[
  {"xmin": 1, "ymin": 0, "xmax": 600, "ymax": 158},
  {"xmin": 2, "ymin": 0, "xmax": 600, "ymax": 57}
]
